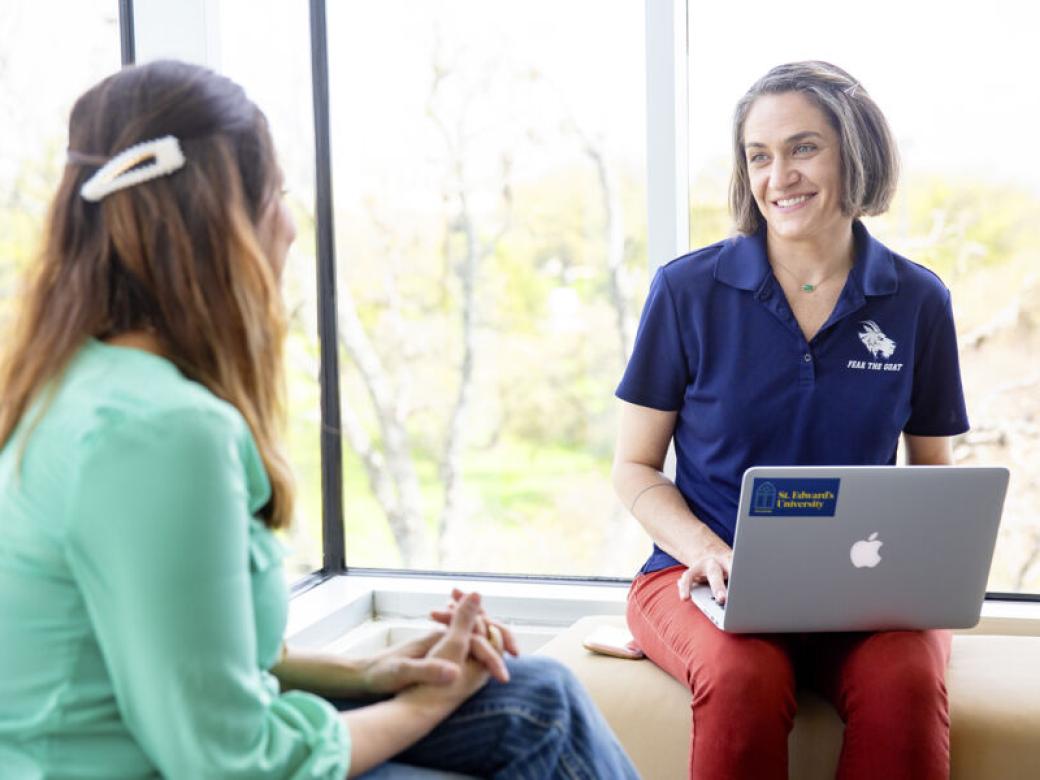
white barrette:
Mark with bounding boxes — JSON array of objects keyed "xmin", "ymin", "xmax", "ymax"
[{"xmin": 79, "ymin": 135, "xmax": 186, "ymax": 202}]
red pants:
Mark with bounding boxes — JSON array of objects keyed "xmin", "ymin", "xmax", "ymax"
[{"xmin": 627, "ymin": 566, "xmax": 952, "ymax": 780}]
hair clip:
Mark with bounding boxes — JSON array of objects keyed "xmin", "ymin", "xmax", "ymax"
[
  {"xmin": 843, "ymin": 82, "xmax": 860, "ymax": 98},
  {"xmin": 79, "ymin": 136, "xmax": 186, "ymax": 202}
]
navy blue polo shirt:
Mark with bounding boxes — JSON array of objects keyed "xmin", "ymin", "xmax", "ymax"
[{"xmin": 617, "ymin": 220, "xmax": 969, "ymax": 574}]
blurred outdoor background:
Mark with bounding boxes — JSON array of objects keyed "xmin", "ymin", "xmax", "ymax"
[{"xmin": 1, "ymin": 1, "xmax": 1036, "ymax": 592}]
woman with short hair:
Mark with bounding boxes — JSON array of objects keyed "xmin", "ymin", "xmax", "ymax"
[
  {"xmin": 0, "ymin": 60, "xmax": 637, "ymax": 780},
  {"xmin": 614, "ymin": 61, "xmax": 967, "ymax": 779}
]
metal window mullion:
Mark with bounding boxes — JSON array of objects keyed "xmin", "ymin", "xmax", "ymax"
[
  {"xmin": 118, "ymin": 0, "xmax": 135, "ymax": 65},
  {"xmin": 308, "ymin": 0, "xmax": 346, "ymax": 575}
]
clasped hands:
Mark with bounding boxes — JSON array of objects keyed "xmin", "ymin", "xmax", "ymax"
[{"xmin": 358, "ymin": 589, "xmax": 519, "ymax": 710}]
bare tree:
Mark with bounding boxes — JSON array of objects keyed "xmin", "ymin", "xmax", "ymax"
[
  {"xmin": 576, "ymin": 126, "xmax": 630, "ymax": 367},
  {"xmin": 334, "ymin": 44, "xmax": 516, "ymax": 567},
  {"xmin": 337, "ymin": 288, "xmax": 432, "ymax": 566},
  {"xmin": 559, "ymin": 113, "xmax": 636, "ymax": 568},
  {"xmin": 426, "ymin": 47, "xmax": 514, "ymax": 564},
  {"xmin": 955, "ymin": 276, "xmax": 1040, "ymax": 593}
]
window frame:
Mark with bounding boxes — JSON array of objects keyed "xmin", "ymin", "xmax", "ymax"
[
  {"xmin": 119, "ymin": 0, "xmax": 134, "ymax": 65},
  {"xmin": 122, "ymin": 0, "xmax": 1039, "ymax": 604}
]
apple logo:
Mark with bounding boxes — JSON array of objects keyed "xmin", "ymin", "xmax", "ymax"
[{"xmin": 850, "ymin": 532, "xmax": 883, "ymax": 568}]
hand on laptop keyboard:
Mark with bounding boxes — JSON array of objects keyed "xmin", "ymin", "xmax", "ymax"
[{"xmin": 676, "ymin": 543, "xmax": 733, "ymax": 606}]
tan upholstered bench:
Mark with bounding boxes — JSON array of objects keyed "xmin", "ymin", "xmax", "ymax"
[{"xmin": 536, "ymin": 615, "xmax": 1040, "ymax": 780}]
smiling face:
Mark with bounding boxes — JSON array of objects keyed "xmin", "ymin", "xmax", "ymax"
[{"xmin": 742, "ymin": 91, "xmax": 849, "ymax": 243}]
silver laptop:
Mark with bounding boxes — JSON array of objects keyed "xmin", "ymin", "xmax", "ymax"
[{"xmin": 691, "ymin": 465, "xmax": 1009, "ymax": 633}]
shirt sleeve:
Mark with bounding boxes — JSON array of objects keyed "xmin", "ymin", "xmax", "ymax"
[
  {"xmin": 903, "ymin": 289, "xmax": 970, "ymax": 436},
  {"xmin": 65, "ymin": 407, "xmax": 350, "ymax": 779},
  {"xmin": 616, "ymin": 266, "xmax": 692, "ymax": 411}
]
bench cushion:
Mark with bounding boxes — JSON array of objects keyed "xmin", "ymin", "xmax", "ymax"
[{"xmin": 537, "ymin": 615, "xmax": 1040, "ymax": 780}]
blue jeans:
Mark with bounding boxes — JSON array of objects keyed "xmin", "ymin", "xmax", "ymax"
[{"xmin": 331, "ymin": 655, "xmax": 639, "ymax": 780}]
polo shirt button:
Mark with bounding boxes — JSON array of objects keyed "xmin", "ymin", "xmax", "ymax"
[{"xmin": 803, "ymin": 353, "xmax": 812, "ymax": 362}]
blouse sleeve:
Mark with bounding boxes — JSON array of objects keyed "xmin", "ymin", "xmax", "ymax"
[
  {"xmin": 65, "ymin": 406, "xmax": 350, "ymax": 779},
  {"xmin": 903, "ymin": 289, "xmax": 971, "ymax": 437},
  {"xmin": 615, "ymin": 266, "xmax": 693, "ymax": 411}
]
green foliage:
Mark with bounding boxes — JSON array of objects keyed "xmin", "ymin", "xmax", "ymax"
[
  {"xmin": 883, "ymin": 175, "xmax": 1040, "ymax": 280},
  {"xmin": 467, "ymin": 437, "xmax": 609, "ymax": 521},
  {"xmin": 486, "ymin": 235, "xmax": 555, "ymax": 333},
  {"xmin": 690, "ymin": 199, "xmax": 733, "ymax": 250},
  {"xmin": 0, "ymin": 148, "xmax": 63, "ymax": 325},
  {"xmin": 0, "ymin": 207, "xmax": 39, "ymax": 325}
]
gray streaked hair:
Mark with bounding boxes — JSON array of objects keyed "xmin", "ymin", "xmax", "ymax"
[{"xmin": 729, "ymin": 61, "xmax": 899, "ymax": 235}]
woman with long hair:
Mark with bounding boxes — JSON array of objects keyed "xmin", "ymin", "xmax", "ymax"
[{"xmin": 0, "ymin": 60, "xmax": 637, "ymax": 780}]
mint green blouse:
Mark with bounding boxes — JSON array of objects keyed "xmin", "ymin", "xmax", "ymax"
[{"xmin": 0, "ymin": 340, "xmax": 350, "ymax": 778}]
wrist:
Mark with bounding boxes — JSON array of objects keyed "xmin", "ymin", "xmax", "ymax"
[
  {"xmin": 685, "ymin": 525, "xmax": 727, "ymax": 562},
  {"xmin": 350, "ymin": 657, "xmax": 377, "ymax": 695},
  {"xmin": 315, "ymin": 654, "xmax": 371, "ymax": 697},
  {"xmin": 396, "ymin": 685, "xmax": 457, "ymax": 723}
]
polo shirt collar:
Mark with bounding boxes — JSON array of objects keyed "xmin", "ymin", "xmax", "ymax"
[
  {"xmin": 714, "ymin": 229, "xmax": 769, "ymax": 291},
  {"xmin": 713, "ymin": 220, "xmax": 898, "ymax": 296},
  {"xmin": 851, "ymin": 220, "xmax": 898, "ymax": 296}
]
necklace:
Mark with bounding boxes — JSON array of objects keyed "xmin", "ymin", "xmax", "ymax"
[{"xmin": 770, "ymin": 257, "xmax": 850, "ymax": 293}]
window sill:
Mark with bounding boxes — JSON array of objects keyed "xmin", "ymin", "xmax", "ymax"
[{"xmin": 287, "ymin": 572, "xmax": 1040, "ymax": 650}]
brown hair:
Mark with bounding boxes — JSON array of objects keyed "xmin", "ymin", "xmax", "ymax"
[
  {"xmin": 730, "ymin": 60, "xmax": 899, "ymax": 235},
  {"xmin": 0, "ymin": 60, "xmax": 293, "ymax": 529}
]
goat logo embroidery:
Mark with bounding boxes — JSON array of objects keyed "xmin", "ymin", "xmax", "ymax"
[{"xmin": 858, "ymin": 321, "xmax": 896, "ymax": 359}]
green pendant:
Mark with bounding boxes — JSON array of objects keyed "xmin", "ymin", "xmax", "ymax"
[{"xmin": 801, "ymin": 283, "xmax": 816, "ymax": 292}]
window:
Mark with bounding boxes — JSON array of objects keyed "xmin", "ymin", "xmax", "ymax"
[
  {"xmin": 688, "ymin": 0, "xmax": 1040, "ymax": 595},
  {"xmin": 326, "ymin": 1, "xmax": 649, "ymax": 575},
  {"xmin": 218, "ymin": 0, "xmax": 324, "ymax": 578},
  {"xmin": 41, "ymin": 1, "xmax": 1033, "ymax": 599},
  {"xmin": 0, "ymin": 1, "xmax": 120, "ymax": 325}
]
